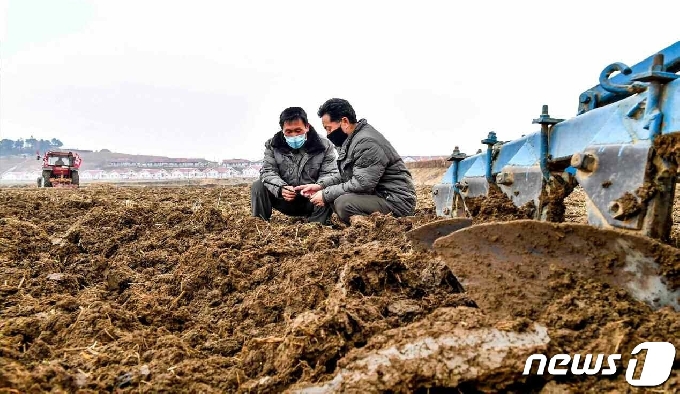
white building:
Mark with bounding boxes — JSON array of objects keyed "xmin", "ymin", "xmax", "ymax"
[
  {"xmin": 203, "ymin": 168, "xmax": 219, "ymax": 178},
  {"xmin": 203, "ymin": 167, "xmax": 237, "ymax": 178},
  {"xmin": 241, "ymin": 165, "xmax": 261, "ymax": 178},
  {"xmin": 154, "ymin": 169, "xmax": 170, "ymax": 179},
  {"xmin": 138, "ymin": 169, "xmax": 153, "ymax": 179},
  {"xmin": 188, "ymin": 168, "xmax": 203, "ymax": 178},
  {"xmin": 81, "ymin": 170, "xmax": 106, "ymax": 180},
  {"xmin": 171, "ymin": 168, "xmax": 195, "ymax": 179},
  {"xmin": 0, "ymin": 171, "xmax": 41, "ymax": 181},
  {"xmin": 221, "ymin": 159, "xmax": 252, "ymax": 169},
  {"xmin": 137, "ymin": 169, "xmax": 170, "ymax": 179},
  {"xmin": 121, "ymin": 169, "xmax": 139, "ymax": 179}
]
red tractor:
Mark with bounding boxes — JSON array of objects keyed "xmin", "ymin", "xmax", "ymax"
[{"xmin": 36, "ymin": 151, "xmax": 82, "ymax": 188}]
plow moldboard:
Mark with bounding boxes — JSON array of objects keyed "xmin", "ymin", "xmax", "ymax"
[
  {"xmin": 433, "ymin": 220, "xmax": 680, "ymax": 319},
  {"xmin": 405, "ymin": 218, "xmax": 472, "ymax": 251}
]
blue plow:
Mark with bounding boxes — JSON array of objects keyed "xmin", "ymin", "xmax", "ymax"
[
  {"xmin": 429, "ymin": 41, "xmax": 680, "ymax": 242},
  {"xmin": 405, "ymin": 43, "xmax": 680, "ymax": 312}
]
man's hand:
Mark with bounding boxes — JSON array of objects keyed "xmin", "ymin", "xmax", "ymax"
[
  {"xmin": 309, "ymin": 191, "xmax": 325, "ymax": 207},
  {"xmin": 281, "ymin": 186, "xmax": 297, "ymax": 201},
  {"xmin": 295, "ymin": 183, "xmax": 322, "ymax": 198}
]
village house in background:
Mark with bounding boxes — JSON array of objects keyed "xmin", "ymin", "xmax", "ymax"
[
  {"xmin": 108, "ymin": 158, "xmax": 215, "ymax": 168},
  {"xmin": 221, "ymin": 159, "xmax": 264, "ymax": 169},
  {"xmin": 1, "ymin": 165, "xmax": 259, "ymax": 182},
  {"xmin": 1, "ymin": 153, "xmax": 439, "ymax": 183}
]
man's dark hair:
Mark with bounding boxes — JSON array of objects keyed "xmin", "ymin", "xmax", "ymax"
[
  {"xmin": 279, "ymin": 107, "xmax": 309, "ymax": 128},
  {"xmin": 317, "ymin": 98, "xmax": 357, "ymax": 124}
]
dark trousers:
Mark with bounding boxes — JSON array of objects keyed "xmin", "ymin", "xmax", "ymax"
[
  {"xmin": 251, "ymin": 180, "xmax": 333, "ymax": 224},
  {"xmin": 332, "ymin": 193, "xmax": 392, "ymax": 224}
]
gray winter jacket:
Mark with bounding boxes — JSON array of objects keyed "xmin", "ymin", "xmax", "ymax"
[
  {"xmin": 259, "ymin": 127, "xmax": 339, "ymax": 196},
  {"xmin": 319, "ymin": 119, "xmax": 417, "ymax": 216}
]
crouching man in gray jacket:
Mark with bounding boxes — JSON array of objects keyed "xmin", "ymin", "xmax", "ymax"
[
  {"xmin": 295, "ymin": 98, "xmax": 417, "ymax": 224},
  {"xmin": 251, "ymin": 107, "xmax": 339, "ymax": 224}
]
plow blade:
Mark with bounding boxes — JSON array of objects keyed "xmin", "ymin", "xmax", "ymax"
[
  {"xmin": 432, "ymin": 220, "xmax": 680, "ymax": 316},
  {"xmin": 406, "ymin": 218, "xmax": 472, "ymax": 251}
]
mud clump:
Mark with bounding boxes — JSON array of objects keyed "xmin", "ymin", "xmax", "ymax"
[
  {"xmin": 539, "ymin": 177, "xmax": 574, "ymax": 222},
  {"xmin": 0, "ymin": 184, "xmax": 679, "ymax": 393},
  {"xmin": 466, "ymin": 184, "xmax": 535, "ymax": 223},
  {"xmin": 673, "ymin": 190, "xmax": 680, "ymax": 248},
  {"xmin": 611, "ymin": 191, "xmax": 643, "ymax": 219},
  {"xmin": 654, "ymin": 131, "xmax": 680, "ymax": 160}
]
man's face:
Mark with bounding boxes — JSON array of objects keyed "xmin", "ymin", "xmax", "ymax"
[
  {"xmin": 321, "ymin": 114, "xmax": 347, "ymax": 134},
  {"xmin": 282, "ymin": 119, "xmax": 309, "ymax": 137}
]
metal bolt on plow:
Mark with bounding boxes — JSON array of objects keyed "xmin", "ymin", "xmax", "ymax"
[
  {"xmin": 447, "ymin": 146, "xmax": 467, "ymax": 162},
  {"xmin": 571, "ymin": 153, "xmax": 597, "ymax": 172},
  {"xmin": 481, "ymin": 132, "xmax": 499, "ymax": 182},
  {"xmin": 496, "ymin": 172, "xmax": 513, "ymax": 186}
]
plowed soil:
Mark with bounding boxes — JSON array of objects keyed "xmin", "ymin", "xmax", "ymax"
[{"xmin": 1, "ymin": 182, "xmax": 678, "ymax": 393}]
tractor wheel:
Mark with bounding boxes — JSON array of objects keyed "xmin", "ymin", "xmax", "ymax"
[
  {"xmin": 41, "ymin": 171, "xmax": 53, "ymax": 187},
  {"xmin": 71, "ymin": 170, "xmax": 79, "ymax": 186}
]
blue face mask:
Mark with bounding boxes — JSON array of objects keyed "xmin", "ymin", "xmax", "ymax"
[{"xmin": 285, "ymin": 134, "xmax": 306, "ymax": 149}]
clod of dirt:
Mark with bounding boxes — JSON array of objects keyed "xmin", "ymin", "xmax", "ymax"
[
  {"xmin": 290, "ymin": 308, "xmax": 551, "ymax": 393},
  {"xmin": 465, "ymin": 184, "xmax": 535, "ymax": 223},
  {"xmin": 0, "ymin": 218, "xmax": 51, "ymax": 262},
  {"xmin": 539, "ymin": 177, "xmax": 574, "ymax": 222},
  {"xmin": 611, "ymin": 192, "xmax": 642, "ymax": 219},
  {"xmin": 654, "ymin": 131, "xmax": 680, "ymax": 160},
  {"xmin": 46, "ymin": 273, "xmax": 64, "ymax": 281}
]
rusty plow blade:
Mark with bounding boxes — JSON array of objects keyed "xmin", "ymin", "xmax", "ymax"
[
  {"xmin": 432, "ymin": 220, "xmax": 680, "ymax": 314},
  {"xmin": 406, "ymin": 218, "xmax": 473, "ymax": 251}
]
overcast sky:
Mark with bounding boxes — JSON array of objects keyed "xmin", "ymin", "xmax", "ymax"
[{"xmin": 1, "ymin": 0, "xmax": 679, "ymax": 161}]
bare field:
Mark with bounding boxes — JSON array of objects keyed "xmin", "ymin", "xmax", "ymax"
[
  {"xmin": 0, "ymin": 175, "xmax": 679, "ymax": 392},
  {"xmin": 0, "ymin": 178, "xmax": 255, "ymax": 189}
]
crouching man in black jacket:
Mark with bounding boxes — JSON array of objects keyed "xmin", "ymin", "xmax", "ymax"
[{"xmin": 296, "ymin": 98, "xmax": 417, "ymax": 224}]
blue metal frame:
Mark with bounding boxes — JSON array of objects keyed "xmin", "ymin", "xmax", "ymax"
[
  {"xmin": 577, "ymin": 41, "xmax": 680, "ymax": 115},
  {"xmin": 435, "ymin": 42, "xmax": 680, "ymax": 239},
  {"xmin": 439, "ymin": 42, "xmax": 680, "ymax": 186}
]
